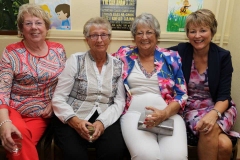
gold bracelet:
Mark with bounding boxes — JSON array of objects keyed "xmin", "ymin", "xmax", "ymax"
[{"xmin": 0, "ymin": 120, "xmax": 12, "ymax": 128}]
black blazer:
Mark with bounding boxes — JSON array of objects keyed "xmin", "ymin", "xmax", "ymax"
[{"xmin": 168, "ymin": 42, "xmax": 233, "ymax": 106}]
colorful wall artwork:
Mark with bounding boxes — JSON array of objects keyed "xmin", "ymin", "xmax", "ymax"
[
  {"xmin": 35, "ymin": 0, "xmax": 71, "ymax": 30},
  {"xmin": 167, "ymin": 0, "xmax": 203, "ymax": 32}
]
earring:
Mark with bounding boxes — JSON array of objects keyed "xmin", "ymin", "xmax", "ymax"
[{"xmin": 18, "ymin": 31, "xmax": 23, "ymax": 38}]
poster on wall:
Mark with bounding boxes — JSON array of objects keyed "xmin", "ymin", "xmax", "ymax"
[
  {"xmin": 100, "ymin": 0, "xmax": 137, "ymax": 31},
  {"xmin": 167, "ymin": 0, "xmax": 203, "ymax": 32},
  {"xmin": 35, "ymin": 0, "xmax": 71, "ymax": 30}
]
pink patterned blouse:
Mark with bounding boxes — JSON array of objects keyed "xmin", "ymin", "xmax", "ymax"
[{"xmin": 0, "ymin": 41, "xmax": 66, "ymax": 117}]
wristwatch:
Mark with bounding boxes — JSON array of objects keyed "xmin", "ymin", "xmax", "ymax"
[{"xmin": 212, "ymin": 108, "xmax": 222, "ymax": 119}]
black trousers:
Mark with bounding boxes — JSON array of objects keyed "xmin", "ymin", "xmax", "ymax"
[{"xmin": 53, "ymin": 112, "xmax": 127, "ymax": 160}]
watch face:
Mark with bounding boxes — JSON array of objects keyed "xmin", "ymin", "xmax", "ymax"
[{"xmin": 218, "ymin": 112, "xmax": 221, "ymax": 118}]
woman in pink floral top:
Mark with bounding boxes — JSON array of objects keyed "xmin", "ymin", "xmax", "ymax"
[
  {"xmin": 0, "ymin": 4, "xmax": 66, "ymax": 160},
  {"xmin": 113, "ymin": 13, "xmax": 188, "ymax": 160}
]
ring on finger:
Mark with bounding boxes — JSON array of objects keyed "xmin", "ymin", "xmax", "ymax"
[{"xmin": 204, "ymin": 128, "xmax": 208, "ymax": 132}]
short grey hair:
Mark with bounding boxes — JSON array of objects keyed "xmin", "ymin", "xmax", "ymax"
[
  {"xmin": 130, "ymin": 13, "xmax": 160, "ymax": 39},
  {"xmin": 83, "ymin": 17, "xmax": 112, "ymax": 38}
]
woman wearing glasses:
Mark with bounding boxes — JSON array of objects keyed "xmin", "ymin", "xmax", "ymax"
[
  {"xmin": 52, "ymin": 17, "xmax": 127, "ymax": 160},
  {"xmin": 113, "ymin": 13, "xmax": 188, "ymax": 159},
  {"xmin": 0, "ymin": 4, "xmax": 66, "ymax": 160}
]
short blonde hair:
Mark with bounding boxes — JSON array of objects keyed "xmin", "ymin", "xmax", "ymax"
[
  {"xmin": 185, "ymin": 9, "xmax": 218, "ymax": 36},
  {"xmin": 17, "ymin": 3, "xmax": 51, "ymax": 32}
]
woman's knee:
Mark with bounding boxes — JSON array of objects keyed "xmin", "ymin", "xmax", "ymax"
[
  {"xmin": 130, "ymin": 146, "xmax": 160, "ymax": 160},
  {"xmin": 218, "ymin": 134, "xmax": 232, "ymax": 154},
  {"xmin": 199, "ymin": 124, "xmax": 221, "ymax": 142},
  {"xmin": 131, "ymin": 152, "xmax": 160, "ymax": 160},
  {"xmin": 161, "ymin": 149, "xmax": 188, "ymax": 160},
  {"xmin": 159, "ymin": 142, "xmax": 187, "ymax": 160}
]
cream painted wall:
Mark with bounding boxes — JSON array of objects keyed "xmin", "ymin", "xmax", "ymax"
[
  {"xmin": 0, "ymin": 0, "xmax": 233, "ymax": 55},
  {"xmin": 228, "ymin": 0, "xmax": 240, "ymax": 132},
  {"xmin": 0, "ymin": 0, "xmax": 239, "ymax": 131}
]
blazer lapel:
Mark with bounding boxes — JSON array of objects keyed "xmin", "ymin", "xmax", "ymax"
[
  {"xmin": 178, "ymin": 43, "xmax": 193, "ymax": 85},
  {"xmin": 207, "ymin": 43, "xmax": 220, "ymax": 97}
]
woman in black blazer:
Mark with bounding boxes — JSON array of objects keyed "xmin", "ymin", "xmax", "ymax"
[{"xmin": 168, "ymin": 9, "xmax": 239, "ymax": 160}]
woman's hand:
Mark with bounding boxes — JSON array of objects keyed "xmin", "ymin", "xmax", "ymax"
[
  {"xmin": 41, "ymin": 102, "xmax": 53, "ymax": 118},
  {"xmin": 91, "ymin": 121, "xmax": 104, "ymax": 141},
  {"xmin": 195, "ymin": 110, "xmax": 218, "ymax": 134},
  {"xmin": 144, "ymin": 101, "xmax": 180, "ymax": 128},
  {"xmin": 144, "ymin": 106, "xmax": 168, "ymax": 128},
  {"xmin": 67, "ymin": 116, "xmax": 92, "ymax": 140},
  {"xmin": 0, "ymin": 122, "xmax": 22, "ymax": 152}
]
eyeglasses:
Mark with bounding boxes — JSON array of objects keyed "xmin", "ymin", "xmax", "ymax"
[
  {"xmin": 136, "ymin": 31, "xmax": 155, "ymax": 38},
  {"xmin": 88, "ymin": 34, "xmax": 110, "ymax": 40},
  {"xmin": 23, "ymin": 21, "xmax": 45, "ymax": 27}
]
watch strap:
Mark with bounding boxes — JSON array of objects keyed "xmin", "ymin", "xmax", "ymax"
[{"xmin": 212, "ymin": 108, "xmax": 221, "ymax": 119}]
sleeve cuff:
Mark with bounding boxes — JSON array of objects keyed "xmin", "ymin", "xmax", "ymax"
[
  {"xmin": 0, "ymin": 104, "xmax": 9, "ymax": 110},
  {"xmin": 96, "ymin": 119, "xmax": 106, "ymax": 129},
  {"xmin": 64, "ymin": 114, "xmax": 76, "ymax": 124}
]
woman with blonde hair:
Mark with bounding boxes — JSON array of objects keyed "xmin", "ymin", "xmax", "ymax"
[
  {"xmin": 0, "ymin": 3, "xmax": 66, "ymax": 160},
  {"xmin": 169, "ymin": 9, "xmax": 239, "ymax": 160}
]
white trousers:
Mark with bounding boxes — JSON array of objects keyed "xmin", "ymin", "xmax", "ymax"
[{"xmin": 121, "ymin": 111, "xmax": 188, "ymax": 160}]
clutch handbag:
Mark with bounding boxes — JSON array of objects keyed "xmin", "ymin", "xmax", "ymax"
[{"xmin": 137, "ymin": 112, "xmax": 174, "ymax": 136}]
